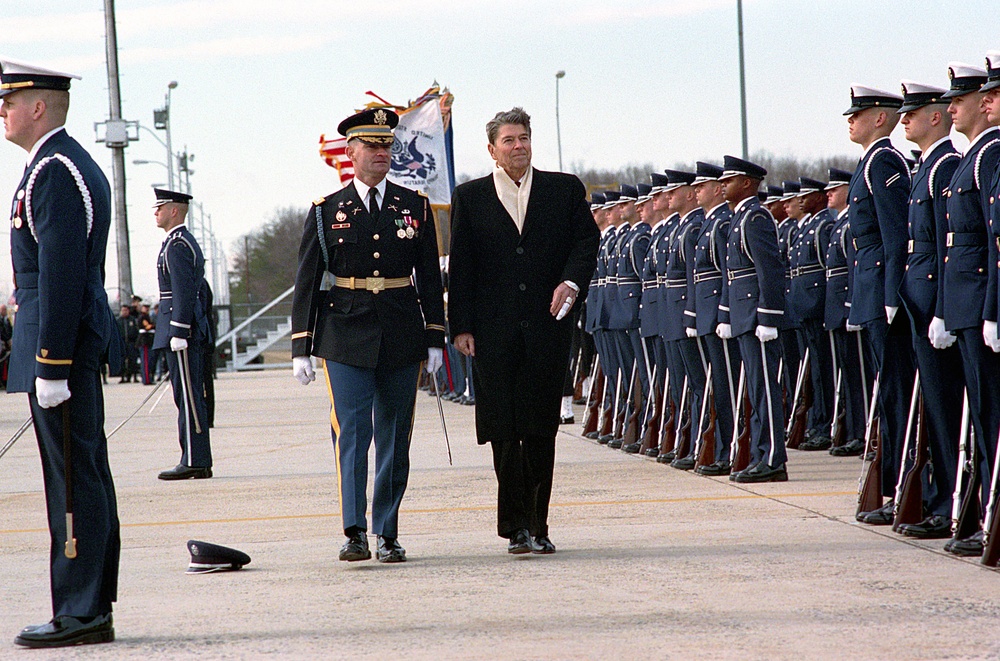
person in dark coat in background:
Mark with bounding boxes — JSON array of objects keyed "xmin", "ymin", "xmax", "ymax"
[{"xmin": 448, "ymin": 107, "xmax": 600, "ymax": 555}]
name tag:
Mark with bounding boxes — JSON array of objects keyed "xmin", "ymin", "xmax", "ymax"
[{"xmin": 330, "ymin": 223, "xmax": 351, "ymax": 230}]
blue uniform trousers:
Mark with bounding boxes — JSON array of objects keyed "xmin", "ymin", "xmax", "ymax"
[
  {"xmin": 594, "ymin": 330, "xmax": 618, "ymax": 412},
  {"xmin": 29, "ymin": 366, "xmax": 120, "ymax": 618},
  {"xmin": 833, "ymin": 329, "xmax": 870, "ymax": 443},
  {"xmin": 801, "ymin": 318, "xmax": 835, "ymax": 436},
  {"xmin": 736, "ymin": 332, "xmax": 788, "ymax": 468},
  {"xmin": 324, "ymin": 359, "xmax": 420, "ymax": 538},
  {"xmin": 676, "ymin": 337, "xmax": 708, "ymax": 458},
  {"xmin": 613, "ymin": 330, "xmax": 637, "ymax": 424},
  {"xmin": 779, "ymin": 329, "xmax": 803, "ymax": 415},
  {"xmin": 166, "ymin": 347, "xmax": 212, "ymax": 468},
  {"xmin": 862, "ymin": 316, "xmax": 916, "ymax": 498},
  {"xmin": 703, "ymin": 333, "xmax": 741, "ymax": 463},
  {"xmin": 955, "ymin": 330, "xmax": 1000, "ymax": 508},
  {"xmin": 910, "ymin": 335, "xmax": 963, "ymax": 516}
]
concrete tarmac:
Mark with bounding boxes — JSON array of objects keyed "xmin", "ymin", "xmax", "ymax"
[{"xmin": 2, "ymin": 369, "xmax": 999, "ymax": 660}]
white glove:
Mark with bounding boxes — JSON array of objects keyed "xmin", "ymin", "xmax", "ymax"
[
  {"xmin": 170, "ymin": 337, "xmax": 188, "ymax": 352},
  {"xmin": 885, "ymin": 306, "xmax": 898, "ymax": 325},
  {"xmin": 426, "ymin": 347, "xmax": 443, "ymax": 374},
  {"xmin": 846, "ymin": 323, "xmax": 862, "ymax": 332},
  {"xmin": 755, "ymin": 325, "xmax": 779, "ymax": 343},
  {"xmin": 292, "ymin": 356, "xmax": 316, "ymax": 386},
  {"xmin": 928, "ymin": 316, "xmax": 956, "ymax": 350},
  {"xmin": 35, "ymin": 377, "xmax": 71, "ymax": 409},
  {"xmin": 716, "ymin": 323, "xmax": 732, "ymax": 340},
  {"xmin": 685, "ymin": 327, "xmax": 697, "ymax": 338},
  {"xmin": 985, "ymin": 321, "xmax": 1000, "ymax": 353}
]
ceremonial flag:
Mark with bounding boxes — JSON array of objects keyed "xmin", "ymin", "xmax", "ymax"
[
  {"xmin": 389, "ymin": 96, "xmax": 452, "ymax": 205},
  {"xmin": 318, "ymin": 134, "xmax": 354, "ymax": 186}
]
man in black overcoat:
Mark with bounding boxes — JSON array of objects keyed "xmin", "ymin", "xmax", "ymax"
[{"xmin": 448, "ymin": 107, "xmax": 600, "ymax": 554}]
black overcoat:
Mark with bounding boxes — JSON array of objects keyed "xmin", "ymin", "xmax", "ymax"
[{"xmin": 448, "ymin": 169, "xmax": 599, "ymax": 443}]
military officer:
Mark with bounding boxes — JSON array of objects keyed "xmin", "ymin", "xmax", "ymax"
[
  {"xmin": 791, "ymin": 177, "xmax": 836, "ymax": 450},
  {"xmin": 843, "ymin": 85, "xmax": 917, "ymax": 525},
  {"xmin": 291, "ymin": 108, "xmax": 445, "ymax": 563},
  {"xmin": 894, "ymin": 80, "xmax": 964, "ymax": 539},
  {"xmin": 584, "ymin": 193, "xmax": 619, "ymax": 440},
  {"xmin": 689, "ymin": 162, "xmax": 740, "ymax": 474},
  {"xmin": 596, "ymin": 190, "xmax": 625, "ymax": 443},
  {"xmin": 153, "ymin": 189, "xmax": 213, "ymax": 481},
  {"xmin": 939, "ymin": 63, "xmax": 1000, "ymax": 555},
  {"xmin": 718, "ymin": 155, "xmax": 789, "ymax": 483},
  {"xmin": 825, "ymin": 169, "xmax": 871, "ymax": 457},
  {"xmin": 777, "ymin": 180, "xmax": 805, "ymax": 412},
  {"xmin": 2, "ymin": 58, "xmax": 120, "ymax": 648}
]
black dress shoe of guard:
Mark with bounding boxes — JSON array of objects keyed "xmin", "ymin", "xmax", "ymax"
[
  {"xmin": 860, "ymin": 500, "xmax": 895, "ymax": 525},
  {"xmin": 573, "ymin": 397, "xmax": 587, "ymax": 405},
  {"xmin": 655, "ymin": 452, "xmax": 672, "ymax": 464},
  {"xmin": 899, "ymin": 515, "xmax": 952, "ymax": 539},
  {"xmin": 597, "ymin": 434, "xmax": 613, "ymax": 445},
  {"xmin": 15, "ymin": 613, "xmax": 114, "ymax": 648},
  {"xmin": 584, "ymin": 431, "xmax": 600, "ymax": 440},
  {"xmin": 560, "ymin": 415, "xmax": 575, "ymax": 425},
  {"xmin": 508, "ymin": 529, "xmax": 532, "ymax": 555},
  {"xmin": 734, "ymin": 462, "xmax": 788, "ymax": 483},
  {"xmin": 607, "ymin": 438, "xmax": 624, "ymax": 449},
  {"xmin": 661, "ymin": 449, "xmax": 678, "ymax": 462},
  {"xmin": 696, "ymin": 461, "xmax": 731, "ymax": 476},
  {"xmin": 622, "ymin": 442, "xmax": 642, "ymax": 454},
  {"xmin": 531, "ymin": 535, "xmax": 556, "ymax": 554},
  {"xmin": 830, "ymin": 438, "xmax": 865, "ymax": 457},
  {"xmin": 339, "ymin": 532, "xmax": 371, "ymax": 561},
  {"xmin": 947, "ymin": 530, "xmax": 984, "ymax": 557},
  {"xmin": 799, "ymin": 435, "xmax": 833, "ymax": 451},
  {"xmin": 670, "ymin": 455, "xmax": 696, "ymax": 471},
  {"xmin": 863, "ymin": 450, "xmax": 876, "ymax": 462},
  {"xmin": 376, "ymin": 536, "xmax": 406, "ymax": 563},
  {"xmin": 644, "ymin": 447, "xmax": 659, "ymax": 457},
  {"xmin": 158, "ymin": 464, "xmax": 212, "ymax": 480},
  {"xmin": 463, "ymin": 396, "xmax": 476, "ymax": 406}
]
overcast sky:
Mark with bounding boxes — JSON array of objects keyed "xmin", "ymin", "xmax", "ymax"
[{"xmin": 1, "ymin": 0, "xmax": 998, "ymax": 301}]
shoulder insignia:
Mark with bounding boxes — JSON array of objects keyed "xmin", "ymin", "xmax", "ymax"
[
  {"xmin": 313, "ymin": 197, "xmax": 326, "ymax": 206},
  {"xmin": 417, "ymin": 190, "xmax": 428, "ymax": 198}
]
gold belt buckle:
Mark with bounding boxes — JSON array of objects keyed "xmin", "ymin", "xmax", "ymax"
[{"xmin": 366, "ymin": 276, "xmax": 385, "ymax": 293}]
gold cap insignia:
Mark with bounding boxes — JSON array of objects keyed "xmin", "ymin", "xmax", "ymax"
[{"xmin": 374, "ymin": 109, "xmax": 388, "ymax": 125}]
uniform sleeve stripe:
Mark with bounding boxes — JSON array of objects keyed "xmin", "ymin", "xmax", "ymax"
[
  {"xmin": 291, "ymin": 331, "xmax": 313, "ymax": 339},
  {"xmin": 170, "ymin": 320, "xmax": 191, "ymax": 328},
  {"xmin": 37, "ymin": 356, "xmax": 73, "ymax": 365},
  {"xmin": 757, "ymin": 307, "xmax": 783, "ymax": 315}
]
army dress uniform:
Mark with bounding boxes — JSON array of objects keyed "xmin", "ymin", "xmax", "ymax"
[{"xmin": 291, "ymin": 146, "xmax": 445, "ymax": 546}]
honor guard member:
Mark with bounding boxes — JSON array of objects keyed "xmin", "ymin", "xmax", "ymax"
[
  {"xmin": 777, "ymin": 181, "xmax": 804, "ymax": 409},
  {"xmin": 661, "ymin": 169, "xmax": 705, "ymax": 470},
  {"xmin": 689, "ymin": 162, "xmax": 740, "ymax": 474},
  {"xmin": 939, "ymin": 63, "xmax": 1000, "ymax": 555},
  {"xmin": 2, "ymin": 58, "xmax": 121, "ymax": 648},
  {"xmin": 825, "ymin": 168, "xmax": 872, "ymax": 458},
  {"xmin": 843, "ymin": 85, "xmax": 917, "ymax": 525},
  {"xmin": 584, "ymin": 193, "xmax": 617, "ymax": 439},
  {"xmin": 894, "ymin": 80, "xmax": 964, "ymax": 539},
  {"xmin": 291, "ymin": 108, "xmax": 445, "ymax": 563},
  {"xmin": 607, "ymin": 184, "xmax": 649, "ymax": 448},
  {"xmin": 595, "ymin": 190, "xmax": 625, "ymax": 442},
  {"xmin": 717, "ymin": 156, "xmax": 789, "ymax": 482},
  {"xmin": 153, "ymin": 189, "xmax": 213, "ymax": 481},
  {"xmin": 791, "ymin": 177, "xmax": 837, "ymax": 450}
]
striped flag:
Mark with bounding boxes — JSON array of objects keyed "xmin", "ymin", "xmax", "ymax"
[{"xmin": 318, "ymin": 134, "xmax": 354, "ymax": 185}]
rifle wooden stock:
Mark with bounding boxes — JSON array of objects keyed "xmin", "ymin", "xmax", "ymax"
[
  {"xmin": 696, "ymin": 400, "xmax": 717, "ymax": 469},
  {"xmin": 857, "ymin": 423, "xmax": 883, "ymax": 516},
  {"xmin": 659, "ymin": 398, "xmax": 677, "ymax": 456},
  {"xmin": 599, "ymin": 404, "xmax": 614, "ymax": 437},
  {"xmin": 953, "ymin": 468, "xmax": 981, "ymax": 542},
  {"xmin": 675, "ymin": 397, "xmax": 692, "ymax": 460},
  {"xmin": 582, "ymin": 365, "xmax": 604, "ymax": 436},
  {"xmin": 733, "ymin": 392, "xmax": 752, "ymax": 472},
  {"xmin": 786, "ymin": 359, "xmax": 812, "ymax": 449},
  {"xmin": 640, "ymin": 379, "xmax": 663, "ymax": 455},
  {"xmin": 832, "ymin": 409, "xmax": 847, "ymax": 447},
  {"xmin": 622, "ymin": 370, "xmax": 643, "ymax": 447},
  {"xmin": 893, "ymin": 394, "xmax": 928, "ymax": 530}
]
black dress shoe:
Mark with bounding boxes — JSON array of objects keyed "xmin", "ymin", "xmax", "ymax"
[
  {"xmin": 158, "ymin": 464, "xmax": 212, "ymax": 480},
  {"xmin": 462, "ymin": 396, "xmax": 476, "ymax": 406},
  {"xmin": 622, "ymin": 442, "xmax": 641, "ymax": 454},
  {"xmin": 830, "ymin": 438, "xmax": 865, "ymax": 457},
  {"xmin": 15, "ymin": 613, "xmax": 114, "ymax": 648},
  {"xmin": 597, "ymin": 434, "xmax": 613, "ymax": 445},
  {"xmin": 696, "ymin": 461, "xmax": 731, "ymax": 476},
  {"xmin": 376, "ymin": 536, "xmax": 406, "ymax": 563},
  {"xmin": 670, "ymin": 455, "xmax": 695, "ymax": 471},
  {"xmin": 860, "ymin": 500, "xmax": 895, "ymax": 525},
  {"xmin": 508, "ymin": 529, "xmax": 532, "ymax": 554},
  {"xmin": 898, "ymin": 515, "xmax": 952, "ymax": 539},
  {"xmin": 734, "ymin": 462, "xmax": 788, "ymax": 483},
  {"xmin": 531, "ymin": 535, "xmax": 556, "ymax": 554},
  {"xmin": 573, "ymin": 397, "xmax": 587, "ymax": 405},
  {"xmin": 339, "ymin": 531, "xmax": 371, "ymax": 561},
  {"xmin": 947, "ymin": 530, "xmax": 984, "ymax": 557},
  {"xmin": 607, "ymin": 438, "xmax": 624, "ymax": 449},
  {"xmin": 644, "ymin": 448, "xmax": 659, "ymax": 457},
  {"xmin": 584, "ymin": 431, "xmax": 600, "ymax": 440},
  {"xmin": 799, "ymin": 435, "xmax": 833, "ymax": 451},
  {"xmin": 863, "ymin": 450, "xmax": 876, "ymax": 462},
  {"xmin": 655, "ymin": 452, "xmax": 672, "ymax": 464},
  {"xmin": 560, "ymin": 415, "xmax": 575, "ymax": 425}
]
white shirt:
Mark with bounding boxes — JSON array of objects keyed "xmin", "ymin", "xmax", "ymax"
[
  {"xmin": 920, "ymin": 135, "xmax": 952, "ymax": 162},
  {"xmin": 26, "ymin": 126, "xmax": 64, "ymax": 166},
  {"xmin": 352, "ymin": 177, "xmax": 387, "ymax": 212},
  {"xmin": 492, "ymin": 165, "xmax": 533, "ymax": 234},
  {"xmin": 963, "ymin": 126, "xmax": 999, "ymax": 156}
]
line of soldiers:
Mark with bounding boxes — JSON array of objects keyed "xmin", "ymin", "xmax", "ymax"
[{"xmin": 577, "ymin": 53, "xmax": 1000, "ymax": 568}]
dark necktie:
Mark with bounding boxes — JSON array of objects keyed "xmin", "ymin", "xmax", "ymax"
[{"xmin": 368, "ymin": 188, "xmax": 380, "ymax": 221}]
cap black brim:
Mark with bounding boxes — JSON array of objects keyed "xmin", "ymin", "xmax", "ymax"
[{"xmin": 981, "ymin": 80, "xmax": 1000, "ymax": 93}]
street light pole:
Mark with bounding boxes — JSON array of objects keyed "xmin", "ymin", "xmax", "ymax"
[
  {"xmin": 737, "ymin": 0, "xmax": 749, "ymax": 159},
  {"xmin": 555, "ymin": 70, "xmax": 566, "ymax": 172}
]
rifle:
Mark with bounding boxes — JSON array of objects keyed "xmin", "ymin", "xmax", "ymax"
[
  {"xmin": 785, "ymin": 348, "xmax": 811, "ymax": 449},
  {"xmin": 582, "ymin": 359, "xmax": 603, "ymax": 437},
  {"xmin": 658, "ymin": 375, "xmax": 686, "ymax": 462},
  {"xmin": 674, "ymin": 379, "xmax": 693, "ymax": 462},
  {"xmin": 952, "ymin": 391, "xmax": 982, "ymax": 541},
  {"xmin": 731, "ymin": 370, "xmax": 752, "ymax": 473},
  {"xmin": 638, "ymin": 365, "xmax": 661, "ymax": 455},
  {"xmin": 893, "ymin": 379, "xmax": 927, "ymax": 531},
  {"xmin": 856, "ymin": 374, "xmax": 883, "ymax": 518},
  {"xmin": 981, "ymin": 422, "xmax": 1000, "ymax": 567},
  {"xmin": 647, "ymin": 365, "xmax": 669, "ymax": 457},
  {"xmin": 620, "ymin": 366, "xmax": 643, "ymax": 449},
  {"xmin": 599, "ymin": 368, "xmax": 622, "ymax": 443},
  {"xmin": 695, "ymin": 366, "xmax": 716, "ymax": 471},
  {"xmin": 831, "ymin": 369, "xmax": 846, "ymax": 447}
]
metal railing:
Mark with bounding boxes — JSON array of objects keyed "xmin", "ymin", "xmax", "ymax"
[{"xmin": 216, "ymin": 285, "xmax": 294, "ymax": 371}]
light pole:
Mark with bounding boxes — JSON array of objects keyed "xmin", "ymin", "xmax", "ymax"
[
  {"xmin": 153, "ymin": 81, "xmax": 178, "ymax": 189},
  {"xmin": 555, "ymin": 70, "xmax": 566, "ymax": 172},
  {"xmin": 737, "ymin": 0, "xmax": 748, "ymax": 159}
]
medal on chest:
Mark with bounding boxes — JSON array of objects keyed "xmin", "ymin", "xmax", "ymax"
[
  {"xmin": 395, "ymin": 210, "xmax": 419, "ymax": 239},
  {"xmin": 11, "ymin": 190, "xmax": 24, "ymax": 229}
]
